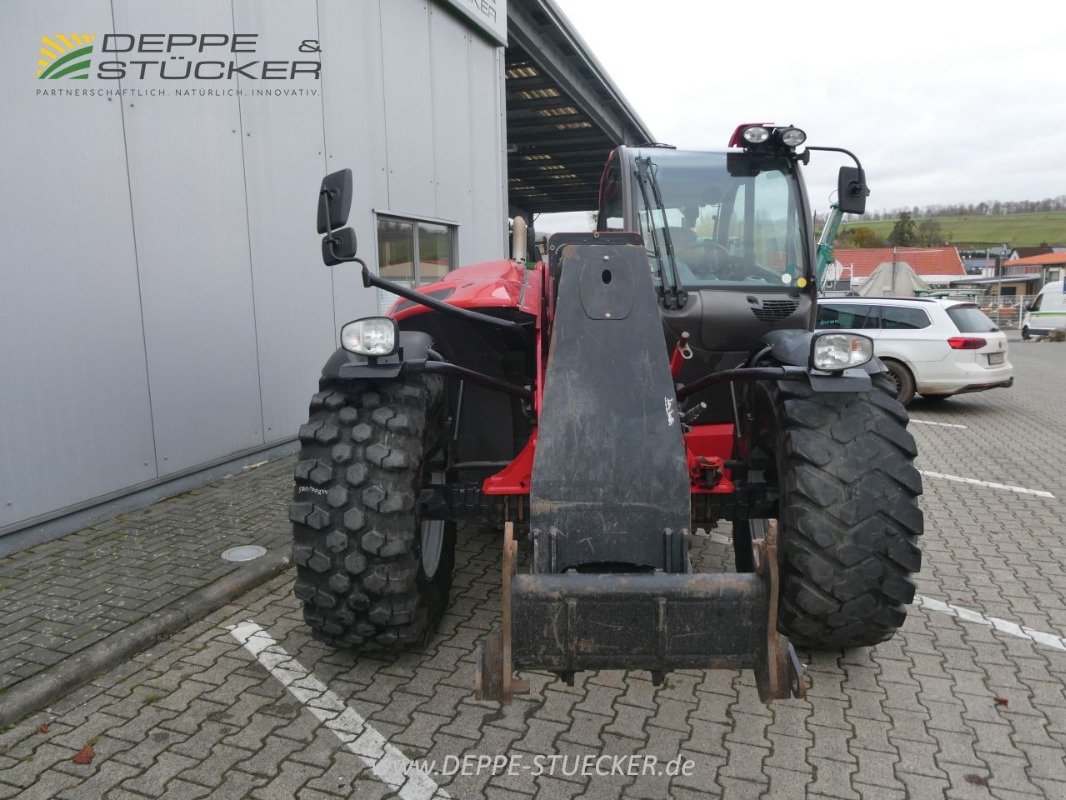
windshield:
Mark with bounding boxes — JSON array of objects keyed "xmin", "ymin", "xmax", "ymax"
[{"xmin": 632, "ymin": 150, "xmax": 808, "ymax": 291}]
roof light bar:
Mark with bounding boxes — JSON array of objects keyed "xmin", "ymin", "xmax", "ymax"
[{"xmin": 729, "ymin": 123, "xmax": 808, "ymax": 151}]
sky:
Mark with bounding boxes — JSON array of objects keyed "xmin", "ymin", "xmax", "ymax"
[{"xmin": 540, "ymin": 0, "xmax": 1065, "ymax": 230}]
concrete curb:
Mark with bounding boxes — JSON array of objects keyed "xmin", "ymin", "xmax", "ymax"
[{"xmin": 0, "ymin": 549, "xmax": 292, "ymax": 728}]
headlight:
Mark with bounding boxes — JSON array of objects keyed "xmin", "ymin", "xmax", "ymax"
[
  {"xmin": 340, "ymin": 317, "xmax": 397, "ymax": 357},
  {"xmin": 810, "ymin": 333, "xmax": 873, "ymax": 372},
  {"xmin": 778, "ymin": 127, "xmax": 807, "ymax": 147},
  {"xmin": 741, "ymin": 125, "xmax": 770, "ymax": 144}
]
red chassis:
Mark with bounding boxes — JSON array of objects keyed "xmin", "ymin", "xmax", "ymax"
[{"xmin": 391, "ymin": 256, "xmax": 736, "ymax": 501}]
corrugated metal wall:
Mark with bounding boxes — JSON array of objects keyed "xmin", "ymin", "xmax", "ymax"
[{"xmin": 0, "ymin": 0, "xmax": 507, "ymax": 536}]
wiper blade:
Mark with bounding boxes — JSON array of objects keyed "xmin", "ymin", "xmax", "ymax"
[{"xmin": 635, "ymin": 156, "xmax": 686, "ymax": 309}]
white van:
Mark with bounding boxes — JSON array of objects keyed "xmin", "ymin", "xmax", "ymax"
[{"xmin": 1021, "ymin": 282, "xmax": 1066, "ymax": 339}]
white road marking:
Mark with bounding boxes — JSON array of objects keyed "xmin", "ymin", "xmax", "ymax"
[
  {"xmin": 909, "ymin": 418, "xmax": 968, "ymax": 429},
  {"xmin": 918, "ymin": 470, "xmax": 1055, "ymax": 498},
  {"xmin": 915, "ymin": 595, "xmax": 1066, "ymax": 652},
  {"xmin": 229, "ymin": 620, "xmax": 447, "ymax": 800}
]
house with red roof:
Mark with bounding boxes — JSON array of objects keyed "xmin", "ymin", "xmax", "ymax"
[
  {"xmin": 1002, "ymin": 251, "xmax": 1066, "ymax": 276},
  {"xmin": 826, "ymin": 247, "xmax": 967, "ymax": 289},
  {"xmin": 992, "ymin": 251, "xmax": 1066, "ymax": 292}
]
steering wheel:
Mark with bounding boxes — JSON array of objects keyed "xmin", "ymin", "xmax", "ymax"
[{"xmin": 688, "ymin": 241, "xmax": 732, "ymax": 278}]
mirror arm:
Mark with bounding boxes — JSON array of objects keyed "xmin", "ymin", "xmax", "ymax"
[
  {"xmin": 802, "ymin": 146, "xmax": 864, "ymax": 173},
  {"xmin": 322, "ymin": 236, "xmax": 529, "ymax": 341},
  {"xmin": 359, "ymin": 264, "xmax": 529, "ymax": 341}
]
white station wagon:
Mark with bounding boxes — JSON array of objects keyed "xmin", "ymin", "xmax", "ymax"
[{"xmin": 816, "ymin": 297, "xmax": 1014, "ymax": 405}]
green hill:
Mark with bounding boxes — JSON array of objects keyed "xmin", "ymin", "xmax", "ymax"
[{"xmin": 839, "ymin": 211, "xmax": 1066, "ymax": 248}]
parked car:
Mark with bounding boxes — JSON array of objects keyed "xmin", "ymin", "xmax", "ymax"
[
  {"xmin": 1021, "ymin": 282, "xmax": 1066, "ymax": 339},
  {"xmin": 816, "ymin": 297, "xmax": 1013, "ymax": 404}
]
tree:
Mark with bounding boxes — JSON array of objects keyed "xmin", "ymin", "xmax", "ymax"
[
  {"xmin": 887, "ymin": 212, "xmax": 917, "ymax": 247},
  {"xmin": 838, "ymin": 225, "xmax": 884, "ymax": 248},
  {"xmin": 915, "ymin": 218, "xmax": 944, "ymax": 246}
]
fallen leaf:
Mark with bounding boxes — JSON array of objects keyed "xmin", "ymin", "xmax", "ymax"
[
  {"xmin": 72, "ymin": 744, "xmax": 94, "ymax": 765},
  {"xmin": 37, "ymin": 723, "xmax": 49, "ymax": 734},
  {"xmin": 964, "ymin": 774, "xmax": 989, "ymax": 787},
  {"xmin": 994, "ymin": 696, "xmax": 1009, "ymax": 707}
]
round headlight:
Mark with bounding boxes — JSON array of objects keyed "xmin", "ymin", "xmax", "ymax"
[
  {"xmin": 779, "ymin": 127, "xmax": 807, "ymax": 147},
  {"xmin": 341, "ymin": 317, "xmax": 398, "ymax": 357},
  {"xmin": 741, "ymin": 126, "xmax": 770, "ymax": 144}
]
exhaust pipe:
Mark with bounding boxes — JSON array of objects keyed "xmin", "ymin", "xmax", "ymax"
[{"xmin": 511, "ymin": 216, "xmax": 527, "ymax": 262}]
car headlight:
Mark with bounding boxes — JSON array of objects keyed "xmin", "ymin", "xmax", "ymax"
[
  {"xmin": 810, "ymin": 332, "xmax": 873, "ymax": 372},
  {"xmin": 340, "ymin": 317, "xmax": 397, "ymax": 357}
]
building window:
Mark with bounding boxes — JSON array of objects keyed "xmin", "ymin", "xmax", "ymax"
[{"xmin": 376, "ymin": 215, "xmax": 456, "ymax": 287}]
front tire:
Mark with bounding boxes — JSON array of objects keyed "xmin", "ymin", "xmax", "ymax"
[
  {"xmin": 1022, "ymin": 325, "xmax": 1030, "ymax": 340},
  {"xmin": 745, "ymin": 374, "xmax": 923, "ymax": 649},
  {"xmin": 289, "ymin": 376, "xmax": 456, "ymax": 648}
]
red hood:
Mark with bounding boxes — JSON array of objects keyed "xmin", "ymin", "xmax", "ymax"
[{"xmin": 390, "ymin": 259, "xmax": 538, "ymax": 321}]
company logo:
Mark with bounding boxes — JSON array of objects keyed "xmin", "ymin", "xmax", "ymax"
[
  {"xmin": 37, "ymin": 33, "xmax": 96, "ymax": 79},
  {"xmin": 35, "ymin": 31, "xmax": 321, "ymax": 99}
]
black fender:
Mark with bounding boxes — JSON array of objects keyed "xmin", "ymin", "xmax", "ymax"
[
  {"xmin": 757, "ymin": 329, "xmax": 886, "ymax": 393},
  {"xmin": 321, "ymin": 330, "xmax": 435, "ymax": 381}
]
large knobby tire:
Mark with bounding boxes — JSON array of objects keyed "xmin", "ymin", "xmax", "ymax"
[
  {"xmin": 753, "ymin": 374, "xmax": 923, "ymax": 649},
  {"xmin": 289, "ymin": 376, "xmax": 456, "ymax": 648}
]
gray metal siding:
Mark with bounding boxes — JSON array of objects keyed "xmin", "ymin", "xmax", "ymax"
[
  {"xmin": 0, "ymin": 0, "xmax": 505, "ymax": 535},
  {"xmin": 113, "ymin": 0, "xmax": 266, "ymax": 475},
  {"xmin": 430, "ymin": 5, "xmax": 476, "ymax": 260},
  {"xmin": 467, "ymin": 31, "xmax": 507, "ymax": 260},
  {"xmin": 380, "ymin": 1, "xmax": 437, "ymax": 217},
  {"xmin": 234, "ymin": 0, "xmax": 337, "ymax": 443},
  {"xmin": 317, "ymin": 0, "xmax": 393, "ymax": 328},
  {"xmin": 0, "ymin": 1, "xmax": 157, "ymax": 528}
]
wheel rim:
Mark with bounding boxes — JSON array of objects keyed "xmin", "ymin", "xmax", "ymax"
[
  {"xmin": 888, "ymin": 369, "xmax": 903, "ymax": 399},
  {"xmin": 421, "ymin": 471, "xmax": 446, "ymax": 579}
]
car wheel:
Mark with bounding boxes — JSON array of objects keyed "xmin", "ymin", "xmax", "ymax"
[
  {"xmin": 882, "ymin": 360, "xmax": 916, "ymax": 406},
  {"xmin": 1022, "ymin": 325, "xmax": 1030, "ymax": 340}
]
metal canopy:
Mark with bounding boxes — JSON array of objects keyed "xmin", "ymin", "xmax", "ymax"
[{"xmin": 506, "ymin": 0, "xmax": 653, "ymax": 214}]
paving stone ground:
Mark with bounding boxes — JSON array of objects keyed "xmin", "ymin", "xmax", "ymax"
[
  {"xmin": 2, "ymin": 339, "xmax": 1066, "ymax": 798},
  {"xmin": 0, "ymin": 458, "xmax": 294, "ymax": 693}
]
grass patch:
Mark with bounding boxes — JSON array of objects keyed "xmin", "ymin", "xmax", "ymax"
[{"xmin": 841, "ymin": 211, "xmax": 1066, "ymax": 248}]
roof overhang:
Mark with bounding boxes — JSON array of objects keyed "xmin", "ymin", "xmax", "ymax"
[
  {"xmin": 952, "ymin": 276, "xmax": 1044, "ymax": 286},
  {"xmin": 506, "ymin": 0, "xmax": 653, "ymax": 214}
]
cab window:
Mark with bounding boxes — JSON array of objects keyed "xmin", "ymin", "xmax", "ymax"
[{"xmin": 598, "ymin": 158, "xmax": 624, "ymax": 231}]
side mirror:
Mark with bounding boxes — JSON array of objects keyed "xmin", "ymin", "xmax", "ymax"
[
  {"xmin": 322, "ymin": 227, "xmax": 358, "ymax": 266},
  {"xmin": 317, "ymin": 169, "xmax": 353, "ymax": 233},
  {"xmin": 837, "ymin": 166, "xmax": 869, "ymax": 215},
  {"xmin": 1023, "ymin": 302, "xmax": 1033, "ymax": 312}
]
